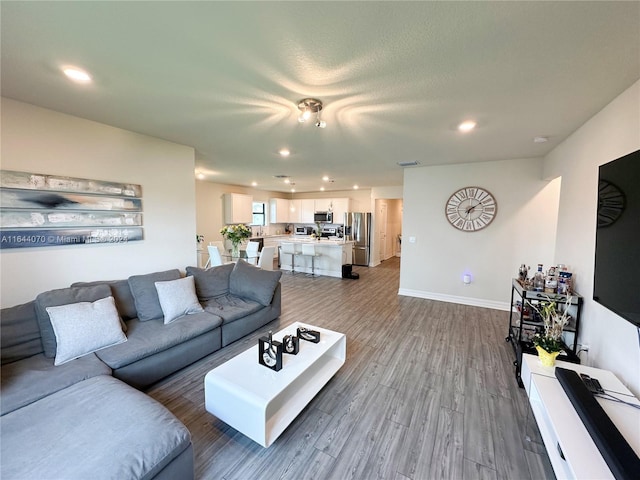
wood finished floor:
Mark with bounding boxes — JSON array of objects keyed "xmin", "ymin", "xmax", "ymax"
[{"xmin": 147, "ymin": 257, "xmax": 555, "ymax": 480}]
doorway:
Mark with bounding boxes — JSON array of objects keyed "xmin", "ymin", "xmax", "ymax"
[{"xmin": 374, "ymin": 198, "xmax": 403, "ymax": 264}]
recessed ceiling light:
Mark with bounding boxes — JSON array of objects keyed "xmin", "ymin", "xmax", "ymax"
[
  {"xmin": 291, "ymin": 188, "xmax": 296, "ymax": 193},
  {"xmin": 251, "ymin": 181, "xmax": 257, "ymax": 187},
  {"xmin": 62, "ymin": 66, "xmax": 92, "ymax": 83},
  {"xmin": 322, "ymin": 176, "xmax": 330, "ymax": 181},
  {"xmin": 196, "ymin": 173, "xmax": 205, "ymax": 180},
  {"xmin": 458, "ymin": 120, "xmax": 476, "ymax": 132},
  {"xmin": 353, "ymin": 185, "xmax": 359, "ymax": 190},
  {"xmin": 279, "ymin": 149, "xmax": 290, "ymax": 157},
  {"xmin": 320, "ymin": 187, "xmax": 325, "ymax": 191},
  {"xmin": 533, "ymin": 136, "xmax": 549, "ymax": 143},
  {"xmin": 284, "ymin": 178, "xmax": 290, "ymax": 184}
]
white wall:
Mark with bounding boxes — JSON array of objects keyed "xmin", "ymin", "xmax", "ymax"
[
  {"xmin": 1, "ymin": 98, "xmax": 197, "ymax": 307},
  {"xmin": 399, "ymin": 157, "xmax": 561, "ymax": 310},
  {"xmin": 543, "ymin": 80, "xmax": 640, "ymax": 395}
]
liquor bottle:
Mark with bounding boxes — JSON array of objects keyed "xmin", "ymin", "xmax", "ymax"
[
  {"xmin": 533, "ymin": 264, "xmax": 545, "ymax": 292},
  {"xmin": 545, "ymin": 266, "xmax": 558, "ymax": 293}
]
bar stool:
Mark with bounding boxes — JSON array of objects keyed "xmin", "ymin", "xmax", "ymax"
[
  {"xmin": 280, "ymin": 242, "xmax": 299, "ymax": 274},
  {"xmin": 300, "ymin": 243, "xmax": 321, "ymax": 276}
]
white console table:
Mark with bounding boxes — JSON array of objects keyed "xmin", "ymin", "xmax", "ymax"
[{"xmin": 521, "ymin": 354, "xmax": 640, "ymax": 479}]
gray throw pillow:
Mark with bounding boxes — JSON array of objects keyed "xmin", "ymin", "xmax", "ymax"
[
  {"xmin": 128, "ymin": 269, "xmax": 181, "ymax": 321},
  {"xmin": 46, "ymin": 296, "xmax": 127, "ymax": 366},
  {"xmin": 155, "ymin": 276, "xmax": 204, "ymax": 324},
  {"xmin": 71, "ymin": 279, "xmax": 138, "ymax": 320},
  {"xmin": 35, "ymin": 284, "xmax": 113, "ymax": 358},
  {"xmin": 186, "ymin": 264, "xmax": 234, "ymax": 301},
  {"xmin": 229, "ymin": 259, "xmax": 282, "ymax": 306}
]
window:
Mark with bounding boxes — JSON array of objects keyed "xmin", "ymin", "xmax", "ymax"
[{"xmin": 252, "ymin": 202, "xmax": 266, "ymax": 226}]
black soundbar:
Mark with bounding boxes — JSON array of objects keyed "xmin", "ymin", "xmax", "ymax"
[{"xmin": 555, "ymin": 367, "xmax": 640, "ymax": 480}]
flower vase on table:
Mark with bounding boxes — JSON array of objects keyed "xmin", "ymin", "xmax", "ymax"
[{"xmin": 220, "ymin": 224, "xmax": 252, "ymax": 259}]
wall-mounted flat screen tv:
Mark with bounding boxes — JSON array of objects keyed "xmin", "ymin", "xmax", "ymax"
[{"xmin": 593, "ymin": 149, "xmax": 640, "ymax": 327}]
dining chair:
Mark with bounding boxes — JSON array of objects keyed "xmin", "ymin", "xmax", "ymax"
[
  {"xmin": 209, "ymin": 241, "xmax": 225, "ymax": 254},
  {"xmin": 246, "ymin": 241, "xmax": 260, "ymax": 265},
  {"xmin": 205, "ymin": 245, "xmax": 224, "ymax": 268},
  {"xmin": 257, "ymin": 246, "xmax": 276, "ymax": 271}
]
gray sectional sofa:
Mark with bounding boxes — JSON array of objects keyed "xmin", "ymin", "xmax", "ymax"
[{"xmin": 0, "ymin": 260, "xmax": 282, "ymax": 480}]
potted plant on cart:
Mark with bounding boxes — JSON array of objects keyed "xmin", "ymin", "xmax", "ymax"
[{"xmin": 531, "ymin": 295, "xmax": 573, "ymax": 367}]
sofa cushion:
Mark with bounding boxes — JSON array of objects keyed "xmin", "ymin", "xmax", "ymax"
[
  {"xmin": 202, "ymin": 294, "xmax": 263, "ymax": 322},
  {"xmin": 35, "ymin": 284, "xmax": 113, "ymax": 358},
  {"xmin": 0, "ymin": 353, "xmax": 111, "ymax": 416},
  {"xmin": 128, "ymin": 269, "xmax": 181, "ymax": 321},
  {"xmin": 0, "ymin": 375, "xmax": 191, "ymax": 480},
  {"xmin": 71, "ymin": 278, "xmax": 138, "ymax": 320},
  {"xmin": 46, "ymin": 296, "xmax": 128, "ymax": 366},
  {"xmin": 186, "ymin": 263, "xmax": 234, "ymax": 301},
  {"xmin": 96, "ymin": 311, "xmax": 222, "ymax": 370},
  {"xmin": 229, "ymin": 259, "xmax": 283, "ymax": 306},
  {"xmin": 155, "ymin": 276, "xmax": 204, "ymax": 324},
  {"xmin": 1, "ymin": 301, "xmax": 43, "ymax": 365}
]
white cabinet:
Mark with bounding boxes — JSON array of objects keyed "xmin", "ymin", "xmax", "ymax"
[
  {"xmin": 224, "ymin": 193, "xmax": 253, "ymax": 224},
  {"xmin": 289, "ymin": 199, "xmax": 301, "ymax": 223},
  {"xmin": 269, "ymin": 198, "xmax": 290, "ymax": 224},
  {"xmin": 300, "ymin": 199, "xmax": 315, "ymax": 223},
  {"xmin": 312, "ymin": 198, "xmax": 351, "ymax": 223},
  {"xmin": 314, "ymin": 198, "xmax": 331, "ymax": 212},
  {"xmin": 331, "ymin": 198, "xmax": 351, "ymax": 224}
]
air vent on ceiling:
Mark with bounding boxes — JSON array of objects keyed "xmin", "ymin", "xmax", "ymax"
[
  {"xmin": 273, "ymin": 174, "xmax": 289, "ymax": 179},
  {"xmin": 397, "ymin": 161, "xmax": 420, "ymax": 167}
]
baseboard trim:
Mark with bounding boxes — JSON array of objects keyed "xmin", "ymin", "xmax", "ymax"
[{"xmin": 397, "ymin": 288, "xmax": 510, "ymax": 311}]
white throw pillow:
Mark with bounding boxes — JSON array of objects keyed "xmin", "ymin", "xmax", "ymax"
[
  {"xmin": 46, "ymin": 296, "xmax": 127, "ymax": 366},
  {"xmin": 155, "ymin": 276, "xmax": 204, "ymax": 324}
]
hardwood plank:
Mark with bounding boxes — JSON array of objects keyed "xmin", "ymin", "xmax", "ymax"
[
  {"xmin": 142, "ymin": 257, "xmax": 551, "ymax": 480},
  {"xmin": 463, "ymin": 458, "xmax": 498, "ymax": 480},
  {"xmin": 425, "ymin": 407, "xmax": 464, "ymax": 480}
]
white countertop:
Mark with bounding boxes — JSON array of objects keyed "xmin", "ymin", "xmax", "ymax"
[{"xmin": 281, "ymin": 237, "xmax": 353, "ymax": 246}]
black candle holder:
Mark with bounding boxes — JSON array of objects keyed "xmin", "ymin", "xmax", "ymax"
[
  {"xmin": 282, "ymin": 335, "xmax": 299, "ymax": 355},
  {"xmin": 258, "ymin": 331, "xmax": 283, "ymax": 371},
  {"xmin": 297, "ymin": 327, "xmax": 320, "ymax": 343}
]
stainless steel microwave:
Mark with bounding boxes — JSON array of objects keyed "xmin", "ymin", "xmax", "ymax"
[{"xmin": 314, "ymin": 211, "xmax": 333, "ymax": 223}]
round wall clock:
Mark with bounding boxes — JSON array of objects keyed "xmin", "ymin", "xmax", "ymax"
[
  {"xmin": 597, "ymin": 179, "xmax": 625, "ymax": 227},
  {"xmin": 445, "ymin": 186, "xmax": 497, "ymax": 232}
]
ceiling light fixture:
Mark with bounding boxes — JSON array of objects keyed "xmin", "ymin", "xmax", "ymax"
[
  {"xmin": 533, "ymin": 136, "xmax": 549, "ymax": 143},
  {"xmin": 322, "ymin": 176, "xmax": 330, "ymax": 181},
  {"xmin": 279, "ymin": 148, "xmax": 290, "ymax": 157},
  {"xmin": 353, "ymin": 185, "xmax": 359, "ymax": 190},
  {"xmin": 62, "ymin": 66, "xmax": 92, "ymax": 83},
  {"xmin": 320, "ymin": 187, "xmax": 325, "ymax": 191},
  {"xmin": 458, "ymin": 120, "xmax": 477, "ymax": 132},
  {"xmin": 196, "ymin": 173, "xmax": 205, "ymax": 180},
  {"xmin": 297, "ymin": 98, "xmax": 326, "ymax": 128},
  {"xmin": 251, "ymin": 181, "xmax": 257, "ymax": 187}
]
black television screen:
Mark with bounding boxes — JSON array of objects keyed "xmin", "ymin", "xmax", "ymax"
[{"xmin": 593, "ymin": 149, "xmax": 640, "ymax": 327}]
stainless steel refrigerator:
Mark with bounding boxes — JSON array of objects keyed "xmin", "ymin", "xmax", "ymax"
[{"xmin": 344, "ymin": 212, "xmax": 371, "ymax": 266}]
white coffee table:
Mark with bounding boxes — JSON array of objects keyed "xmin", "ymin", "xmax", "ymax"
[{"xmin": 204, "ymin": 322, "xmax": 346, "ymax": 447}]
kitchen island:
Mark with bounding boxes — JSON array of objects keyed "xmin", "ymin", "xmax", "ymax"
[{"xmin": 279, "ymin": 238, "xmax": 353, "ymax": 278}]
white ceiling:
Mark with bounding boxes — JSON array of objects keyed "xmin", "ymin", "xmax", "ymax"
[{"xmin": 2, "ymin": 1, "xmax": 639, "ymax": 193}]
